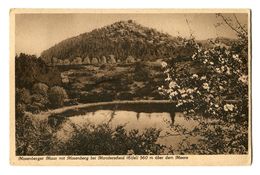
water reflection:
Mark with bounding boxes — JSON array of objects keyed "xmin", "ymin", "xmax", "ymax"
[{"xmin": 56, "ymin": 110, "xmax": 200, "ymax": 149}]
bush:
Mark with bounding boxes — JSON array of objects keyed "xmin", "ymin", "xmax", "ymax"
[
  {"xmin": 32, "ymin": 93, "xmax": 49, "ymax": 105},
  {"xmin": 32, "ymin": 83, "xmax": 49, "ymax": 96},
  {"xmin": 57, "ymin": 123, "xmax": 164, "ymax": 155},
  {"xmin": 16, "ymin": 115, "xmax": 55, "ymax": 155},
  {"xmin": 158, "ymin": 15, "xmax": 249, "ymax": 154},
  {"xmin": 16, "ymin": 116, "xmax": 165, "ymax": 155},
  {"xmin": 48, "ymin": 86, "xmax": 68, "ymax": 108}
]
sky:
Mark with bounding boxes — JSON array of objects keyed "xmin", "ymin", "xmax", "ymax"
[{"xmin": 15, "ymin": 13, "xmax": 248, "ymax": 56}]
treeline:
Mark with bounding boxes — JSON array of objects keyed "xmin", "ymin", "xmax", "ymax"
[{"xmin": 41, "ymin": 20, "xmax": 195, "ymax": 63}]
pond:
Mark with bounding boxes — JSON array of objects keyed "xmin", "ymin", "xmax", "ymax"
[{"xmin": 56, "ymin": 109, "xmax": 200, "ymax": 149}]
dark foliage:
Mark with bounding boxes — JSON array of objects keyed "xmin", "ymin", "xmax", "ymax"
[
  {"xmin": 15, "ymin": 53, "xmax": 62, "ymax": 89},
  {"xmin": 58, "ymin": 123, "xmax": 164, "ymax": 155},
  {"xmin": 16, "ymin": 115, "xmax": 165, "ymax": 155},
  {"xmin": 16, "ymin": 114, "xmax": 55, "ymax": 155},
  {"xmin": 48, "ymin": 86, "xmax": 68, "ymax": 108}
]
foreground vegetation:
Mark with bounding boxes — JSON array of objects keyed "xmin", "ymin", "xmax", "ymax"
[
  {"xmin": 16, "ymin": 114, "xmax": 165, "ymax": 155},
  {"xmin": 159, "ymin": 14, "xmax": 249, "ymax": 154}
]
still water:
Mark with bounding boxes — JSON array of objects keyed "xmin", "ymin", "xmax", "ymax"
[{"xmin": 56, "ymin": 110, "xmax": 200, "ymax": 149}]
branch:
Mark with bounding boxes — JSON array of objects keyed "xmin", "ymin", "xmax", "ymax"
[
  {"xmin": 184, "ymin": 15, "xmax": 194, "ymax": 38},
  {"xmin": 218, "ymin": 14, "xmax": 244, "ymax": 37},
  {"xmin": 233, "ymin": 14, "xmax": 248, "ymax": 35}
]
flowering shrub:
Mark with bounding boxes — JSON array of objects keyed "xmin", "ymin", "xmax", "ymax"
[
  {"xmin": 159, "ymin": 37, "xmax": 248, "ymax": 122},
  {"xmin": 159, "ymin": 31, "xmax": 249, "ymax": 154}
]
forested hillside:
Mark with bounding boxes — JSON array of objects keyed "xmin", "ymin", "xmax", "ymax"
[{"xmin": 40, "ymin": 20, "xmax": 198, "ymax": 63}]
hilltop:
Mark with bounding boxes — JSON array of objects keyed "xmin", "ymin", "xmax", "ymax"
[{"xmin": 41, "ymin": 20, "xmax": 184, "ymax": 64}]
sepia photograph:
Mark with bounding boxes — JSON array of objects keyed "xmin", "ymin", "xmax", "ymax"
[{"xmin": 10, "ymin": 9, "xmax": 251, "ymax": 165}]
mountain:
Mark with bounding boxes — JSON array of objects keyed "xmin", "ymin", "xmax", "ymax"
[{"xmin": 41, "ymin": 20, "xmax": 183, "ymax": 63}]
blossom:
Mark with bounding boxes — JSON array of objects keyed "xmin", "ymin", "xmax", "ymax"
[
  {"xmin": 176, "ymin": 102, "xmax": 183, "ymax": 107},
  {"xmin": 181, "ymin": 93, "xmax": 188, "ymax": 98},
  {"xmin": 170, "ymin": 91, "xmax": 178, "ymax": 97},
  {"xmin": 178, "ymin": 89, "xmax": 186, "ymax": 94},
  {"xmin": 186, "ymin": 88, "xmax": 194, "ymax": 93},
  {"xmin": 203, "ymin": 59, "xmax": 208, "ymax": 64},
  {"xmin": 191, "ymin": 74, "xmax": 198, "ymax": 79},
  {"xmin": 163, "ymin": 69, "xmax": 170, "ymax": 73},
  {"xmin": 166, "ymin": 89, "xmax": 173, "ymax": 93},
  {"xmin": 169, "ymin": 81, "xmax": 177, "ymax": 89},
  {"xmin": 226, "ymin": 67, "xmax": 231, "ymax": 75},
  {"xmin": 232, "ymin": 54, "xmax": 239, "ymax": 60},
  {"xmin": 222, "ymin": 80, "xmax": 227, "ymax": 84},
  {"xmin": 161, "ymin": 61, "xmax": 167, "ymax": 68},
  {"xmin": 238, "ymin": 75, "xmax": 248, "ymax": 84},
  {"xmin": 204, "ymin": 51, "xmax": 209, "ymax": 55},
  {"xmin": 232, "ymin": 54, "xmax": 242, "ymax": 63},
  {"xmin": 165, "ymin": 77, "xmax": 171, "ymax": 81},
  {"xmin": 224, "ymin": 104, "xmax": 235, "ymax": 112},
  {"xmin": 225, "ymin": 50, "xmax": 230, "ymax": 55},
  {"xmin": 202, "ymin": 83, "xmax": 209, "ymax": 90},
  {"xmin": 189, "ymin": 109, "xmax": 195, "ymax": 113},
  {"xmin": 192, "ymin": 53, "xmax": 197, "ymax": 60},
  {"xmin": 200, "ymin": 76, "xmax": 206, "ymax": 80},
  {"xmin": 165, "ymin": 74, "xmax": 172, "ymax": 81},
  {"xmin": 216, "ymin": 68, "xmax": 221, "ymax": 73}
]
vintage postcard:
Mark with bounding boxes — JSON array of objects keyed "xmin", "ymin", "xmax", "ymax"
[{"xmin": 10, "ymin": 9, "xmax": 251, "ymax": 165}]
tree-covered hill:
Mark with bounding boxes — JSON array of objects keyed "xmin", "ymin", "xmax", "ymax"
[{"xmin": 40, "ymin": 20, "xmax": 195, "ymax": 63}]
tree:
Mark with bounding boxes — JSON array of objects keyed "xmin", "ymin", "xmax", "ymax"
[
  {"xmin": 91, "ymin": 57, "xmax": 99, "ymax": 64},
  {"xmin": 48, "ymin": 86, "xmax": 68, "ymax": 108},
  {"xmin": 71, "ymin": 57, "xmax": 82, "ymax": 65},
  {"xmin": 159, "ymin": 14, "xmax": 248, "ymax": 121},
  {"xmin": 15, "ymin": 53, "xmax": 62, "ymax": 88},
  {"xmin": 158, "ymin": 14, "xmax": 248, "ymax": 154}
]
